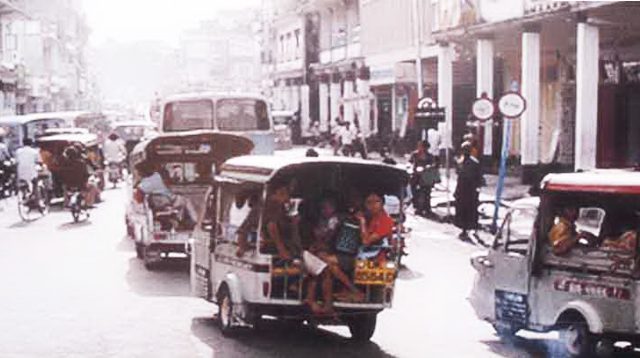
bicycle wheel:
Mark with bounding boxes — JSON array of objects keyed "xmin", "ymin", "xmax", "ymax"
[
  {"xmin": 36, "ymin": 184, "xmax": 50, "ymax": 216},
  {"xmin": 17, "ymin": 188, "xmax": 36, "ymax": 222}
]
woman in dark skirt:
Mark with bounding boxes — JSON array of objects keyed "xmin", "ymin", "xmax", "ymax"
[{"xmin": 454, "ymin": 142, "xmax": 483, "ymax": 241}]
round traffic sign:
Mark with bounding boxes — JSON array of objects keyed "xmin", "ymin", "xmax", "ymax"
[
  {"xmin": 498, "ymin": 92, "xmax": 526, "ymax": 118},
  {"xmin": 471, "ymin": 97, "xmax": 495, "ymax": 121}
]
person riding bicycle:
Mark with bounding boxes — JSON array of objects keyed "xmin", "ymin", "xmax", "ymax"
[{"xmin": 15, "ymin": 138, "xmax": 41, "ymax": 192}]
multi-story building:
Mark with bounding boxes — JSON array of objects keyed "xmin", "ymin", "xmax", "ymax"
[
  {"xmin": 3, "ymin": 0, "xmax": 89, "ymax": 114},
  {"xmin": 433, "ymin": 0, "xmax": 640, "ymax": 181},
  {"xmin": 176, "ymin": 11, "xmax": 262, "ymax": 93},
  {"xmin": 262, "ymin": 0, "xmax": 370, "ymax": 139}
]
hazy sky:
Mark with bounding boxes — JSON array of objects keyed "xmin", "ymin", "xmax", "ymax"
[{"xmin": 83, "ymin": 0, "xmax": 260, "ymax": 46}]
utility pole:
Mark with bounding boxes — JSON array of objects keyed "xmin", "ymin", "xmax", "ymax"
[{"xmin": 413, "ymin": 0, "xmax": 424, "ymax": 98}]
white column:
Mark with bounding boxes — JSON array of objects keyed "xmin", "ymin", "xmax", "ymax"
[
  {"xmin": 477, "ymin": 38, "xmax": 494, "ymax": 156},
  {"xmin": 357, "ymin": 78, "xmax": 371, "ymax": 136},
  {"xmin": 575, "ymin": 22, "xmax": 599, "ymax": 171},
  {"xmin": 438, "ymin": 44, "xmax": 453, "ymax": 148},
  {"xmin": 330, "ymin": 81, "xmax": 341, "ymax": 125},
  {"xmin": 319, "ymin": 82, "xmax": 329, "ymax": 131},
  {"xmin": 344, "ymin": 80, "xmax": 354, "ymax": 124},
  {"xmin": 300, "ymin": 84, "xmax": 310, "ymax": 136},
  {"xmin": 292, "ymin": 84, "xmax": 300, "ymax": 111},
  {"xmin": 521, "ymin": 32, "xmax": 541, "ymax": 166}
]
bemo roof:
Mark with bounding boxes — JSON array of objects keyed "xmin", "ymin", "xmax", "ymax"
[
  {"xmin": 542, "ymin": 169, "xmax": 640, "ymax": 194},
  {"xmin": 220, "ymin": 155, "xmax": 409, "ymax": 185}
]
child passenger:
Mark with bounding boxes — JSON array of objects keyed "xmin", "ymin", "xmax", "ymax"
[{"xmin": 305, "ymin": 198, "xmax": 364, "ymax": 315}]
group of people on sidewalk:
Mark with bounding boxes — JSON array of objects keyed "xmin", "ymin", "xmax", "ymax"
[{"xmin": 406, "ymin": 132, "xmax": 485, "ymax": 242}]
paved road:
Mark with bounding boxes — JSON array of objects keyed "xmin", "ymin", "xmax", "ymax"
[{"xmin": 0, "ymin": 186, "xmax": 559, "ymax": 358}]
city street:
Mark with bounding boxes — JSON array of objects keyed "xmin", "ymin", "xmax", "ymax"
[{"xmin": 0, "ymin": 182, "xmax": 559, "ymax": 358}]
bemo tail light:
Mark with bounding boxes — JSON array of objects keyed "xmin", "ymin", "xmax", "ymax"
[
  {"xmin": 262, "ymin": 282, "xmax": 270, "ymax": 297},
  {"xmin": 153, "ymin": 233, "xmax": 167, "ymax": 241}
]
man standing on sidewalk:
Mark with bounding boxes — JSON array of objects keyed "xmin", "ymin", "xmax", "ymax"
[{"xmin": 454, "ymin": 142, "xmax": 483, "ymax": 241}]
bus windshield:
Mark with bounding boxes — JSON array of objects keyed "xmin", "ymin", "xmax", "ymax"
[
  {"xmin": 163, "ymin": 100, "xmax": 214, "ymax": 131},
  {"xmin": 216, "ymin": 99, "xmax": 270, "ymax": 131}
]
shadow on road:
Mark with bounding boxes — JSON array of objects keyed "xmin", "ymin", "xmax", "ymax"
[
  {"xmin": 57, "ymin": 220, "xmax": 92, "ymax": 231},
  {"xmin": 396, "ymin": 265, "xmax": 424, "ymax": 281},
  {"xmin": 125, "ymin": 257, "xmax": 191, "ymax": 297},
  {"xmin": 191, "ymin": 316, "xmax": 397, "ymax": 358},
  {"xmin": 481, "ymin": 337, "xmax": 552, "ymax": 358}
]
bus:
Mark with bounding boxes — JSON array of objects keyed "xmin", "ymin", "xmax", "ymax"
[{"xmin": 160, "ymin": 92, "xmax": 275, "ymax": 154}]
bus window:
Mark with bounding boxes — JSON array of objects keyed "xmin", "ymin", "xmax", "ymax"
[
  {"xmin": 216, "ymin": 99, "xmax": 270, "ymax": 131},
  {"xmin": 163, "ymin": 100, "xmax": 214, "ymax": 131}
]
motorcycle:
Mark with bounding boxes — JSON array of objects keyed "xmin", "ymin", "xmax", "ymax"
[
  {"xmin": 66, "ymin": 174, "xmax": 97, "ymax": 223},
  {"xmin": 105, "ymin": 160, "xmax": 123, "ymax": 188},
  {"xmin": 407, "ymin": 163, "xmax": 439, "ymax": 217},
  {"xmin": 0, "ymin": 158, "xmax": 16, "ymax": 198}
]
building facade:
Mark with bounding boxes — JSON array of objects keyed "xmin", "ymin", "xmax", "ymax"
[{"xmin": 262, "ymin": 0, "xmax": 640, "ymax": 176}]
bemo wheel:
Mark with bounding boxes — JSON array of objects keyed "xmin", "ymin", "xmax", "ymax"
[
  {"xmin": 135, "ymin": 243, "xmax": 143, "ymax": 259},
  {"xmin": 347, "ymin": 313, "xmax": 377, "ymax": 342},
  {"xmin": 559, "ymin": 318, "xmax": 595, "ymax": 357},
  {"xmin": 493, "ymin": 323, "xmax": 518, "ymax": 341},
  {"xmin": 143, "ymin": 246, "xmax": 159, "ymax": 270},
  {"xmin": 217, "ymin": 285, "xmax": 236, "ymax": 336}
]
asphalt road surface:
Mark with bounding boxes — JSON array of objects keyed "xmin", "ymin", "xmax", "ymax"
[{"xmin": 0, "ymin": 185, "xmax": 569, "ymax": 358}]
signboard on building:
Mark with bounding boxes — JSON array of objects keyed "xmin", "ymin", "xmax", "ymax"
[{"xmin": 415, "ymin": 97, "xmax": 445, "ymax": 130}]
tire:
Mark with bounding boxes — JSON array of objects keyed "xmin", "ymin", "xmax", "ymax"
[
  {"xmin": 493, "ymin": 324, "xmax": 518, "ymax": 341},
  {"xmin": 17, "ymin": 188, "xmax": 35, "ymax": 222},
  {"xmin": 135, "ymin": 243, "xmax": 143, "ymax": 259},
  {"xmin": 347, "ymin": 313, "xmax": 377, "ymax": 342},
  {"xmin": 143, "ymin": 246, "xmax": 158, "ymax": 270},
  {"xmin": 71, "ymin": 205, "xmax": 81, "ymax": 223},
  {"xmin": 217, "ymin": 285, "xmax": 236, "ymax": 336},
  {"xmin": 559, "ymin": 319, "xmax": 595, "ymax": 357}
]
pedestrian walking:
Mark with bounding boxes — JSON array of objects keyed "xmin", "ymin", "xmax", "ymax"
[
  {"xmin": 454, "ymin": 141, "xmax": 484, "ymax": 241},
  {"xmin": 352, "ymin": 117, "xmax": 368, "ymax": 159},
  {"xmin": 338, "ymin": 122, "xmax": 357, "ymax": 157}
]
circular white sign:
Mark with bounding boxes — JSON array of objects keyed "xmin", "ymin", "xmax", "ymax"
[
  {"xmin": 498, "ymin": 92, "xmax": 526, "ymax": 118},
  {"xmin": 471, "ymin": 97, "xmax": 495, "ymax": 120}
]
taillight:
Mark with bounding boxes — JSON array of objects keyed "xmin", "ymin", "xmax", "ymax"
[
  {"xmin": 262, "ymin": 282, "xmax": 270, "ymax": 297},
  {"xmin": 134, "ymin": 188, "xmax": 144, "ymax": 203},
  {"xmin": 153, "ymin": 233, "xmax": 167, "ymax": 241}
]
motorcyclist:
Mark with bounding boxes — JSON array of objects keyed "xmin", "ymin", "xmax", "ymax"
[
  {"xmin": 0, "ymin": 130, "xmax": 14, "ymax": 196},
  {"xmin": 103, "ymin": 132, "xmax": 127, "ymax": 181},
  {"xmin": 409, "ymin": 140, "xmax": 438, "ymax": 216},
  {"xmin": 0, "ymin": 130, "xmax": 10, "ymax": 161},
  {"xmin": 58, "ymin": 145, "xmax": 99, "ymax": 207},
  {"xmin": 103, "ymin": 132, "xmax": 127, "ymax": 165}
]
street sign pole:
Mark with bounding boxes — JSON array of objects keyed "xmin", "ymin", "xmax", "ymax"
[
  {"xmin": 491, "ymin": 118, "xmax": 511, "ymax": 233},
  {"xmin": 490, "ymin": 91, "xmax": 526, "ymax": 233}
]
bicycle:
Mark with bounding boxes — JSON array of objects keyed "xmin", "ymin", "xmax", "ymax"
[{"xmin": 17, "ymin": 176, "xmax": 50, "ymax": 222}]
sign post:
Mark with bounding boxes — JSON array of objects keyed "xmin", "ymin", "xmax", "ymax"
[
  {"xmin": 415, "ymin": 97, "xmax": 449, "ymax": 217},
  {"xmin": 491, "ymin": 92, "xmax": 526, "ymax": 233}
]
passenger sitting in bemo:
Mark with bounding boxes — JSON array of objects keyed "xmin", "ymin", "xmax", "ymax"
[
  {"xmin": 134, "ymin": 162, "xmax": 198, "ymax": 229},
  {"xmin": 305, "ymin": 198, "xmax": 365, "ymax": 315}
]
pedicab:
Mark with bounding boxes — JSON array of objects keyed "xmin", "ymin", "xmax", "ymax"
[
  {"xmin": 36, "ymin": 132, "xmax": 104, "ymax": 205},
  {"xmin": 190, "ymin": 155, "xmax": 408, "ymax": 340}
]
